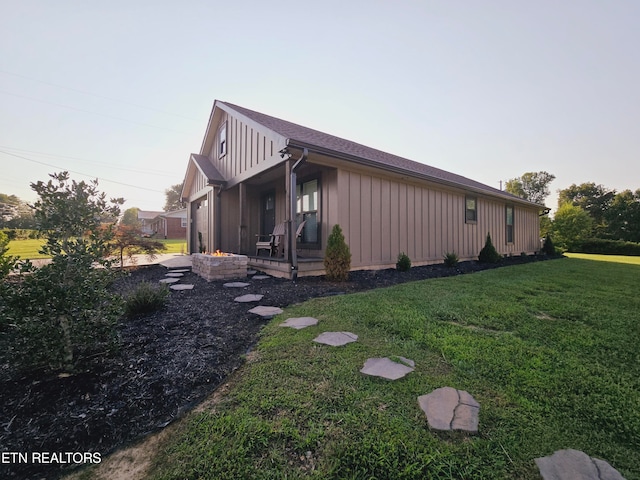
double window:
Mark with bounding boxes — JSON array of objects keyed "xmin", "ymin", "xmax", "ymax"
[{"xmin": 296, "ymin": 178, "xmax": 319, "ymax": 246}]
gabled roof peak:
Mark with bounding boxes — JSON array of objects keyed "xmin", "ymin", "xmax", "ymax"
[{"xmin": 214, "ymin": 101, "xmax": 540, "ymax": 206}]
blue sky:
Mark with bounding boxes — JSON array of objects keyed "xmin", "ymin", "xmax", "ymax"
[{"xmin": 1, "ymin": 0, "xmax": 638, "ymax": 213}]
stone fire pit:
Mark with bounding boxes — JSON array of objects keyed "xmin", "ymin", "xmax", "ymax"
[{"xmin": 192, "ymin": 252, "xmax": 248, "ymax": 281}]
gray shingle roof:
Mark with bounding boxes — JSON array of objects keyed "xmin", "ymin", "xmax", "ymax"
[{"xmin": 220, "ymin": 101, "xmax": 538, "ymax": 206}]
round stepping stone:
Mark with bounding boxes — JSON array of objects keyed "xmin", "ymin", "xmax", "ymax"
[
  {"xmin": 360, "ymin": 357, "xmax": 415, "ymax": 380},
  {"xmin": 165, "ymin": 272, "xmax": 184, "ymax": 277},
  {"xmin": 313, "ymin": 331, "xmax": 358, "ymax": 346},
  {"xmin": 223, "ymin": 282, "xmax": 250, "ymax": 288},
  {"xmin": 252, "ymin": 275, "xmax": 270, "ymax": 280},
  {"xmin": 279, "ymin": 317, "xmax": 319, "ymax": 329},
  {"xmin": 248, "ymin": 306, "xmax": 283, "ymax": 319},
  {"xmin": 234, "ymin": 294, "xmax": 264, "ymax": 303},
  {"xmin": 418, "ymin": 387, "xmax": 480, "ymax": 433},
  {"xmin": 535, "ymin": 449, "xmax": 624, "ymax": 480},
  {"xmin": 170, "ymin": 284, "xmax": 194, "ymax": 290},
  {"xmin": 159, "ymin": 278, "xmax": 180, "ymax": 284},
  {"xmin": 168, "ymin": 269, "xmax": 190, "ymax": 273}
]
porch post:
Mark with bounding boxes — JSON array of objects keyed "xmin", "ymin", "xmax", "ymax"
[
  {"xmin": 239, "ymin": 182, "xmax": 247, "ymax": 254},
  {"xmin": 284, "ymin": 159, "xmax": 292, "ymax": 262}
]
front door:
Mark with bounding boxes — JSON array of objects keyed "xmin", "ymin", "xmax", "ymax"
[{"xmin": 261, "ymin": 191, "xmax": 276, "ymax": 236}]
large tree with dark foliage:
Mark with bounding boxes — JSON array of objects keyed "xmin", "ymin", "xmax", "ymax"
[{"xmin": 505, "ymin": 171, "xmax": 555, "ymax": 205}]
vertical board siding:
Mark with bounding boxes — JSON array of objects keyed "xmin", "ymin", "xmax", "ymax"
[{"xmin": 336, "ymin": 168, "xmax": 540, "ymax": 268}]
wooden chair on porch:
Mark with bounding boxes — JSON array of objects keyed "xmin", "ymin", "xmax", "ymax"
[
  {"xmin": 255, "ymin": 222, "xmax": 286, "ymax": 257},
  {"xmin": 255, "ymin": 221, "xmax": 307, "ymax": 257}
]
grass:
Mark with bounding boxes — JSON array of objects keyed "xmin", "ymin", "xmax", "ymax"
[
  {"xmin": 6, "ymin": 237, "xmax": 187, "ymax": 259},
  {"xmin": 565, "ymin": 252, "xmax": 640, "ymax": 265},
  {"xmin": 146, "ymin": 258, "xmax": 640, "ymax": 479}
]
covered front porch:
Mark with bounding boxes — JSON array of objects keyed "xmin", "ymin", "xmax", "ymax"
[{"xmin": 248, "ymin": 255, "xmax": 325, "ymax": 279}]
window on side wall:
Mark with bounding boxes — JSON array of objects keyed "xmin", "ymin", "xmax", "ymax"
[
  {"xmin": 296, "ymin": 178, "xmax": 319, "ymax": 247},
  {"xmin": 506, "ymin": 205, "xmax": 514, "ymax": 243},
  {"xmin": 218, "ymin": 122, "xmax": 227, "ymax": 158},
  {"xmin": 465, "ymin": 196, "xmax": 477, "ymax": 223}
]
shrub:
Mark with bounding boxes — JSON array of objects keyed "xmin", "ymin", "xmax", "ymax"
[
  {"xmin": 125, "ymin": 282, "xmax": 170, "ymax": 317},
  {"xmin": 571, "ymin": 238, "xmax": 640, "ymax": 256},
  {"xmin": 542, "ymin": 233, "xmax": 556, "ymax": 256},
  {"xmin": 396, "ymin": 252, "xmax": 411, "ymax": 272},
  {"xmin": 1, "ymin": 172, "xmax": 124, "ymax": 374},
  {"xmin": 324, "ymin": 224, "xmax": 351, "ymax": 281},
  {"xmin": 443, "ymin": 251, "xmax": 459, "ymax": 267},
  {"xmin": 0, "ymin": 231, "xmax": 18, "ymax": 279},
  {"xmin": 478, "ymin": 233, "xmax": 501, "ymax": 263}
]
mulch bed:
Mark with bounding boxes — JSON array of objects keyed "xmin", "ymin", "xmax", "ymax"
[{"xmin": 0, "ymin": 254, "xmax": 559, "ymax": 479}]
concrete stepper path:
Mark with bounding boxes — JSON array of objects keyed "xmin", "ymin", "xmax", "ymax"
[
  {"xmin": 223, "ymin": 282, "xmax": 250, "ymax": 288},
  {"xmin": 313, "ymin": 331, "xmax": 358, "ymax": 346},
  {"xmin": 165, "ymin": 272, "xmax": 184, "ymax": 277},
  {"xmin": 234, "ymin": 294, "xmax": 264, "ymax": 303},
  {"xmin": 535, "ymin": 449, "xmax": 625, "ymax": 480},
  {"xmin": 159, "ymin": 278, "xmax": 179, "ymax": 284},
  {"xmin": 360, "ymin": 357, "xmax": 415, "ymax": 380},
  {"xmin": 248, "ymin": 306, "xmax": 283, "ymax": 319},
  {"xmin": 279, "ymin": 317, "xmax": 319, "ymax": 329},
  {"xmin": 417, "ymin": 387, "xmax": 480, "ymax": 433},
  {"xmin": 170, "ymin": 284, "xmax": 194, "ymax": 290}
]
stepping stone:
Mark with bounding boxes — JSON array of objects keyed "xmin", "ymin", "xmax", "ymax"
[
  {"xmin": 535, "ymin": 449, "xmax": 624, "ymax": 480},
  {"xmin": 223, "ymin": 282, "xmax": 250, "ymax": 288},
  {"xmin": 165, "ymin": 272, "xmax": 184, "ymax": 277},
  {"xmin": 168, "ymin": 269, "xmax": 190, "ymax": 273},
  {"xmin": 418, "ymin": 387, "xmax": 480, "ymax": 433},
  {"xmin": 234, "ymin": 294, "xmax": 264, "ymax": 303},
  {"xmin": 252, "ymin": 275, "xmax": 270, "ymax": 280},
  {"xmin": 360, "ymin": 357, "xmax": 415, "ymax": 380},
  {"xmin": 159, "ymin": 278, "xmax": 180, "ymax": 284},
  {"xmin": 247, "ymin": 270, "xmax": 257, "ymax": 275},
  {"xmin": 279, "ymin": 317, "xmax": 319, "ymax": 329},
  {"xmin": 313, "ymin": 331, "xmax": 358, "ymax": 346},
  {"xmin": 248, "ymin": 306, "xmax": 283, "ymax": 319},
  {"xmin": 170, "ymin": 284, "xmax": 194, "ymax": 291}
]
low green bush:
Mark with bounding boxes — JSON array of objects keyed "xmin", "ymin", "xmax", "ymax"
[
  {"xmin": 478, "ymin": 233, "xmax": 501, "ymax": 263},
  {"xmin": 324, "ymin": 224, "xmax": 351, "ymax": 281},
  {"xmin": 396, "ymin": 252, "xmax": 411, "ymax": 271},
  {"xmin": 443, "ymin": 251, "xmax": 459, "ymax": 267},
  {"xmin": 571, "ymin": 238, "xmax": 640, "ymax": 256},
  {"xmin": 124, "ymin": 282, "xmax": 170, "ymax": 317}
]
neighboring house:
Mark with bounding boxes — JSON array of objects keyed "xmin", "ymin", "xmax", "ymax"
[
  {"xmin": 180, "ymin": 100, "xmax": 545, "ymax": 279},
  {"xmin": 137, "ymin": 210, "xmax": 164, "ymax": 236},
  {"xmin": 147, "ymin": 209, "xmax": 188, "ymax": 239}
]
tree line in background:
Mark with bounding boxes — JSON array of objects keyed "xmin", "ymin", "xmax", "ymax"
[{"xmin": 506, "ymin": 172, "xmax": 640, "ymax": 253}]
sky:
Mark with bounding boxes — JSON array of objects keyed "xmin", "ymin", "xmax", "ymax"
[{"xmin": 1, "ymin": 0, "xmax": 639, "ymax": 214}]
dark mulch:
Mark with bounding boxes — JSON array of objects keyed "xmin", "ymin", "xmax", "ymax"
[{"xmin": 0, "ymin": 254, "xmax": 559, "ymax": 479}]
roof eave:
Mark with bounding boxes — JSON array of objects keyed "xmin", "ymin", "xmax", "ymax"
[{"xmin": 286, "ymin": 140, "xmax": 542, "ymax": 209}]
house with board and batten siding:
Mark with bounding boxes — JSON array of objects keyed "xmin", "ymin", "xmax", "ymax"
[{"xmin": 180, "ymin": 100, "xmax": 545, "ymax": 279}]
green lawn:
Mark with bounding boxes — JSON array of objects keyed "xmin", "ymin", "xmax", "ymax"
[
  {"xmin": 565, "ymin": 252, "xmax": 640, "ymax": 265},
  {"xmin": 6, "ymin": 238, "xmax": 187, "ymax": 259},
  {"xmin": 143, "ymin": 258, "xmax": 639, "ymax": 479}
]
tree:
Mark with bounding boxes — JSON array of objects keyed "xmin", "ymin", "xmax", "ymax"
[
  {"xmin": 121, "ymin": 207, "xmax": 141, "ymax": 227},
  {"xmin": 324, "ymin": 224, "xmax": 351, "ymax": 281},
  {"xmin": 557, "ymin": 183, "xmax": 615, "ymax": 236},
  {"xmin": 505, "ymin": 171, "xmax": 556, "ymax": 205},
  {"xmin": 1, "ymin": 172, "xmax": 125, "ymax": 373},
  {"xmin": 110, "ymin": 223, "xmax": 166, "ymax": 268},
  {"xmin": 552, "ymin": 203, "xmax": 593, "ymax": 250},
  {"xmin": 605, "ymin": 189, "xmax": 640, "ymax": 242},
  {"xmin": 164, "ymin": 182, "xmax": 185, "ymax": 211}
]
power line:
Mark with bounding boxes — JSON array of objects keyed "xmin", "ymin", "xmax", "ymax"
[
  {"xmin": 0, "ymin": 69, "xmax": 200, "ymax": 122},
  {"xmin": 0, "ymin": 145, "xmax": 178, "ymax": 177},
  {"xmin": 0, "ymin": 150, "xmax": 166, "ymax": 194},
  {"xmin": 0, "ymin": 90, "xmax": 192, "ymax": 134}
]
